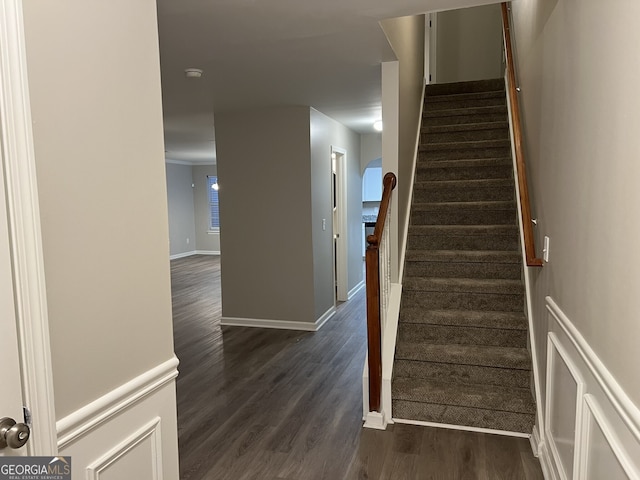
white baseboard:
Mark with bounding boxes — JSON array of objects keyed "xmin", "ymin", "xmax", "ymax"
[
  {"xmin": 169, "ymin": 250, "xmax": 196, "ymax": 260},
  {"xmin": 221, "ymin": 307, "xmax": 335, "ymax": 332},
  {"xmin": 347, "ymin": 280, "xmax": 365, "ymax": 300},
  {"xmin": 363, "ymin": 411, "xmax": 387, "ymax": 430},
  {"xmin": 169, "ymin": 250, "xmax": 220, "ymax": 260},
  {"xmin": 392, "ymin": 418, "xmax": 531, "ymax": 438},
  {"xmin": 57, "ymin": 357, "xmax": 180, "ymax": 479}
]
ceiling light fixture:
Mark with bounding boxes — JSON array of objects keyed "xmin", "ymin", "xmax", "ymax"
[
  {"xmin": 184, "ymin": 68, "xmax": 203, "ymax": 78},
  {"xmin": 373, "ymin": 120, "xmax": 383, "ymax": 132}
]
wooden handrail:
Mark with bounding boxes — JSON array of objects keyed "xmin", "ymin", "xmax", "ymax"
[
  {"xmin": 501, "ymin": 2, "xmax": 543, "ymax": 267},
  {"xmin": 365, "ymin": 172, "xmax": 397, "ymax": 413}
]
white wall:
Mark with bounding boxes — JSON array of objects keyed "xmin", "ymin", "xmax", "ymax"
[
  {"xmin": 511, "ymin": 0, "xmax": 640, "ymax": 476},
  {"xmin": 380, "ymin": 15, "xmax": 426, "ymax": 281},
  {"xmin": 22, "ymin": 0, "xmax": 179, "ymax": 476},
  {"xmin": 166, "ymin": 162, "xmax": 196, "ymax": 257},
  {"xmin": 435, "ymin": 4, "xmax": 503, "ymax": 83},
  {"xmin": 192, "ymin": 164, "xmax": 220, "ymax": 253}
]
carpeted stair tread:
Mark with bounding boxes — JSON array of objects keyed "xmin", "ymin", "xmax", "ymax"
[
  {"xmin": 417, "ymin": 157, "xmax": 513, "ymax": 167},
  {"xmin": 403, "ymin": 277, "xmax": 523, "ymax": 295},
  {"xmin": 399, "ymin": 308, "xmax": 527, "ymax": 330},
  {"xmin": 407, "ymin": 224, "xmax": 518, "ymax": 235},
  {"xmin": 425, "ymin": 90, "xmax": 505, "ymax": 104},
  {"xmin": 413, "ymin": 180, "xmax": 516, "ymax": 203},
  {"xmin": 392, "ymin": 400, "xmax": 535, "ymax": 433},
  {"xmin": 425, "ymin": 79, "xmax": 505, "ymax": 96},
  {"xmin": 392, "ymin": 377, "xmax": 535, "ymax": 415},
  {"xmin": 402, "ymin": 290, "xmax": 524, "ymax": 311},
  {"xmin": 405, "ymin": 249, "xmax": 521, "ymax": 263},
  {"xmin": 397, "ymin": 322, "xmax": 527, "ymax": 348},
  {"xmin": 424, "ymin": 105, "xmax": 507, "ymax": 118},
  {"xmin": 393, "ymin": 360, "xmax": 530, "ymax": 389},
  {"xmin": 412, "ymin": 200, "xmax": 516, "ymax": 212},
  {"xmin": 395, "ymin": 343, "xmax": 531, "ymax": 370},
  {"xmin": 406, "ymin": 225, "xmax": 519, "ymax": 253},
  {"xmin": 420, "ymin": 139, "xmax": 511, "ymax": 152},
  {"xmin": 422, "ymin": 121, "xmax": 509, "ymax": 134}
]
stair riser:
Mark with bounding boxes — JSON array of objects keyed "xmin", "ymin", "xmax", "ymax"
[
  {"xmin": 404, "ymin": 261, "xmax": 521, "ymax": 280},
  {"xmin": 411, "ymin": 209, "xmax": 516, "ymax": 225},
  {"xmin": 393, "ymin": 360, "xmax": 531, "ymax": 389},
  {"xmin": 413, "ymin": 185, "xmax": 514, "ymax": 203},
  {"xmin": 407, "ymin": 233, "xmax": 519, "ymax": 251},
  {"xmin": 402, "ymin": 291, "xmax": 524, "ymax": 312},
  {"xmin": 397, "ymin": 323, "xmax": 527, "ymax": 348},
  {"xmin": 425, "ymin": 97, "xmax": 506, "ymax": 111},
  {"xmin": 422, "ymin": 128, "xmax": 509, "ymax": 144},
  {"xmin": 422, "ymin": 146, "xmax": 512, "ymax": 161},
  {"xmin": 392, "ymin": 400, "xmax": 534, "ymax": 434},
  {"xmin": 424, "ymin": 112, "xmax": 507, "ymax": 126},
  {"xmin": 416, "ymin": 165, "xmax": 513, "ymax": 182},
  {"xmin": 425, "ymin": 79, "xmax": 505, "ymax": 96}
]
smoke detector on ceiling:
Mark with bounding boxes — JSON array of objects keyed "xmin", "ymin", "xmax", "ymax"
[{"xmin": 184, "ymin": 68, "xmax": 203, "ymax": 78}]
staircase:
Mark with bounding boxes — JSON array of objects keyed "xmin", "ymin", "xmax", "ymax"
[{"xmin": 391, "ymin": 78, "xmax": 536, "ymax": 434}]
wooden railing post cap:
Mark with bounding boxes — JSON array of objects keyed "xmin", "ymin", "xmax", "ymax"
[{"xmin": 383, "ymin": 172, "xmax": 397, "ymax": 189}]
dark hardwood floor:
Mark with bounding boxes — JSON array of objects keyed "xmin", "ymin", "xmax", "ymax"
[{"xmin": 171, "ymin": 255, "xmax": 544, "ymax": 480}]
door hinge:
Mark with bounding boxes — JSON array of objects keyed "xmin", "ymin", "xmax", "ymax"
[
  {"xmin": 429, "ymin": 74, "xmax": 432, "ymax": 82},
  {"xmin": 429, "ymin": 20, "xmax": 432, "ymax": 27},
  {"xmin": 23, "ymin": 407, "xmax": 32, "ymax": 427}
]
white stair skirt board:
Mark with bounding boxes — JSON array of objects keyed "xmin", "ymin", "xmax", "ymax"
[
  {"xmin": 347, "ymin": 280, "xmax": 365, "ymax": 300},
  {"xmin": 364, "ymin": 411, "xmax": 387, "ymax": 430},
  {"xmin": 221, "ymin": 306, "xmax": 335, "ymax": 332},
  {"xmin": 392, "ymin": 418, "xmax": 531, "ymax": 439}
]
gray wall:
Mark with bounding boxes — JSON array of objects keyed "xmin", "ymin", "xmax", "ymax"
[
  {"xmin": 309, "ymin": 109, "xmax": 362, "ymax": 319},
  {"xmin": 23, "ymin": 0, "xmax": 175, "ymax": 418},
  {"xmin": 215, "ymin": 107, "xmax": 316, "ymax": 324},
  {"xmin": 166, "ymin": 163, "xmax": 196, "ymax": 256},
  {"xmin": 435, "ymin": 4, "xmax": 503, "ymax": 83},
  {"xmin": 512, "ymin": 0, "xmax": 640, "ymax": 402},
  {"xmin": 361, "ymin": 133, "xmax": 383, "ymax": 173},
  {"xmin": 380, "ymin": 15, "xmax": 426, "ymax": 276},
  {"xmin": 193, "ymin": 164, "xmax": 221, "ymax": 253}
]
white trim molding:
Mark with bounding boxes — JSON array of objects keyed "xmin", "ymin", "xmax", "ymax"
[
  {"xmin": 538, "ymin": 297, "xmax": 640, "ymax": 480},
  {"xmin": 347, "ymin": 280, "xmax": 365, "ymax": 300},
  {"xmin": 392, "ymin": 418, "xmax": 530, "ymax": 439},
  {"xmin": 0, "ymin": 0, "xmax": 57, "ymax": 455},
  {"xmin": 169, "ymin": 250, "xmax": 196, "ymax": 260},
  {"xmin": 86, "ymin": 417, "xmax": 164, "ymax": 480},
  {"xmin": 221, "ymin": 307, "xmax": 335, "ymax": 332},
  {"xmin": 57, "ymin": 357, "xmax": 179, "ymax": 449},
  {"xmin": 169, "ymin": 250, "xmax": 220, "ymax": 260}
]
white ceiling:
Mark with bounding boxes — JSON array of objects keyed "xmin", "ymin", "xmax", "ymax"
[{"xmin": 156, "ymin": 0, "xmax": 499, "ymax": 164}]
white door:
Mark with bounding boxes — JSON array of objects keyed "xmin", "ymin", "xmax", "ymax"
[{"xmin": 0, "ymin": 158, "xmax": 29, "ymax": 457}]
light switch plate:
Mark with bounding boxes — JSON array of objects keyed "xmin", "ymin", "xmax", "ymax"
[{"xmin": 543, "ymin": 236, "xmax": 550, "ymax": 262}]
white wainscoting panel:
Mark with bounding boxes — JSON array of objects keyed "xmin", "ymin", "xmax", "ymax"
[
  {"xmin": 541, "ymin": 297, "xmax": 640, "ymax": 480},
  {"xmin": 86, "ymin": 418, "xmax": 162, "ymax": 480},
  {"xmin": 57, "ymin": 358, "xmax": 179, "ymax": 480}
]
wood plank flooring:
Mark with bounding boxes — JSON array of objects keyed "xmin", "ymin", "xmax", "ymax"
[{"xmin": 171, "ymin": 255, "xmax": 544, "ymax": 480}]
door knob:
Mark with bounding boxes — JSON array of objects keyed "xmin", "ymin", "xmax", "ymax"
[{"xmin": 0, "ymin": 417, "xmax": 30, "ymax": 449}]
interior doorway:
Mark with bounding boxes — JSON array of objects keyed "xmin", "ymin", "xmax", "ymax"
[{"xmin": 331, "ymin": 146, "xmax": 348, "ymax": 303}]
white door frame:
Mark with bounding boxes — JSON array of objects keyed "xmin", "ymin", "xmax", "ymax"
[
  {"xmin": 331, "ymin": 146, "xmax": 348, "ymax": 302},
  {"xmin": 0, "ymin": 0, "xmax": 57, "ymax": 455}
]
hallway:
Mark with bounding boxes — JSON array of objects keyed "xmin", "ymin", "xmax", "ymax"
[{"xmin": 170, "ymin": 255, "xmax": 543, "ymax": 479}]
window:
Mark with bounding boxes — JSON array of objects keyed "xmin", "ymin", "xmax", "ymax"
[{"xmin": 207, "ymin": 175, "xmax": 220, "ymax": 230}]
